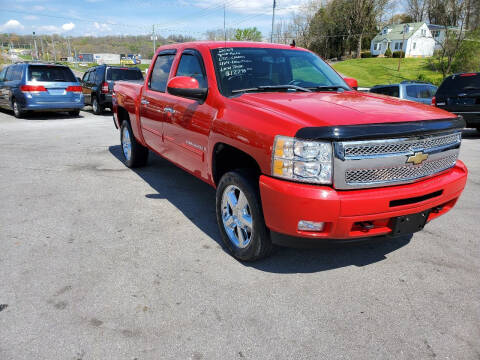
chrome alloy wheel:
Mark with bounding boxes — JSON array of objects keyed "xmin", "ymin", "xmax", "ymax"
[
  {"xmin": 121, "ymin": 126, "xmax": 132, "ymax": 161},
  {"xmin": 13, "ymin": 101, "xmax": 20, "ymax": 116},
  {"xmin": 221, "ymin": 185, "xmax": 253, "ymax": 248},
  {"xmin": 92, "ymin": 98, "xmax": 99, "ymax": 113}
]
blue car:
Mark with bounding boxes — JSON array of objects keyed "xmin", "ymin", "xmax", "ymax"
[{"xmin": 0, "ymin": 62, "xmax": 84, "ymax": 118}]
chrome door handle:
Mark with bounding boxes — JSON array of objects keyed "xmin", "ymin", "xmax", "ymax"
[
  {"xmin": 163, "ymin": 107, "xmax": 176, "ymax": 114},
  {"xmin": 141, "ymin": 99, "xmax": 149, "ymax": 105}
]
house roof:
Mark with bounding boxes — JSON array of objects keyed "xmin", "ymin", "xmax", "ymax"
[{"xmin": 372, "ymin": 22, "xmax": 425, "ymax": 43}]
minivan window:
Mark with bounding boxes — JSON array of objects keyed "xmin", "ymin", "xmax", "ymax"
[
  {"xmin": 149, "ymin": 54, "xmax": 175, "ymax": 92},
  {"xmin": 5, "ymin": 66, "xmax": 16, "ymax": 81},
  {"xmin": 407, "ymin": 84, "xmax": 437, "ymax": 99},
  {"xmin": 176, "ymin": 54, "xmax": 206, "ymax": 88},
  {"xmin": 437, "ymin": 74, "xmax": 480, "ymax": 96},
  {"xmin": 95, "ymin": 67, "xmax": 104, "ymax": 83},
  {"xmin": 372, "ymin": 86, "xmax": 399, "ymax": 97},
  {"xmin": 0, "ymin": 67, "xmax": 6, "ymax": 81},
  {"xmin": 106, "ymin": 68, "xmax": 143, "ymax": 81},
  {"xmin": 28, "ymin": 65, "xmax": 76, "ymax": 82}
]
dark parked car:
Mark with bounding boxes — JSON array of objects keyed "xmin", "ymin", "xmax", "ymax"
[
  {"xmin": 0, "ymin": 62, "xmax": 84, "ymax": 118},
  {"xmin": 81, "ymin": 65, "xmax": 143, "ymax": 114},
  {"xmin": 433, "ymin": 72, "xmax": 480, "ymax": 132},
  {"xmin": 370, "ymin": 81, "xmax": 437, "ymax": 105}
]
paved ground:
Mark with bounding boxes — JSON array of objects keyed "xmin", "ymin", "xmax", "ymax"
[{"xmin": 0, "ymin": 109, "xmax": 479, "ymax": 360}]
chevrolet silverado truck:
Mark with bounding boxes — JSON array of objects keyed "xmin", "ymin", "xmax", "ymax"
[{"xmin": 112, "ymin": 42, "xmax": 468, "ymax": 261}]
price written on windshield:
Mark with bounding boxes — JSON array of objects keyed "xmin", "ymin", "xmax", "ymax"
[{"xmin": 217, "ymin": 48, "xmax": 253, "ymax": 77}]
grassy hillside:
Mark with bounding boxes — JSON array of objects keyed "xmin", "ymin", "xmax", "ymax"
[{"xmin": 332, "ymin": 58, "xmax": 444, "ymax": 87}]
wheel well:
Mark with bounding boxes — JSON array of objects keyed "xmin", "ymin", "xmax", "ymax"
[
  {"xmin": 117, "ymin": 106, "xmax": 130, "ymax": 127},
  {"xmin": 212, "ymin": 143, "xmax": 261, "ymax": 185}
]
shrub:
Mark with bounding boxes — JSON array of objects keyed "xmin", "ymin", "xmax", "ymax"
[
  {"xmin": 384, "ymin": 47, "xmax": 392, "ymax": 58},
  {"xmin": 361, "ymin": 51, "xmax": 372, "ymax": 58},
  {"xmin": 392, "ymin": 51, "xmax": 405, "ymax": 58}
]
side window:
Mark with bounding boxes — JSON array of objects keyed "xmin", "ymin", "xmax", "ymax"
[
  {"xmin": 149, "ymin": 54, "xmax": 175, "ymax": 92},
  {"xmin": 5, "ymin": 66, "xmax": 15, "ymax": 81},
  {"xmin": 406, "ymin": 85, "xmax": 418, "ymax": 98},
  {"xmin": 176, "ymin": 53, "xmax": 207, "ymax": 88},
  {"xmin": 96, "ymin": 67, "xmax": 104, "ymax": 83},
  {"xmin": 0, "ymin": 67, "xmax": 7, "ymax": 81},
  {"xmin": 389, "ymin": 86, "xmax": 400, "ymax": 97},
  {"xmin": 82, "ymin": 71, "xmax": 89, "ymax": 82}
]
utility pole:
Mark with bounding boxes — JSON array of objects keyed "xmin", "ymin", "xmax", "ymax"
[
  {"xmin": 397, "ymin": 24, "xmax": 406, "ymax": 72},
  {"xmin": 51, "ymin": 35, "xmax": 57, "ymax": 62},
  {"xmin": 40, "ymin": 38, "xmax": 44, "ymax": 60},
  {"xmin": 223, "ymin": 2, "xmax": 226, "ymax": 42},
  {"xmin": 33, "ymin": 31, "xmax": 38, "ymax": 60},
  {"xmin": 152, "ymin": 25, "xmax": 156, "ymax": 54},
  {"xmin": 270, "ymin": 0, "xmax": 277, "ymax": 43}
]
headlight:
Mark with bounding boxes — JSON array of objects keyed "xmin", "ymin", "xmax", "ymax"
[{"xmin": 272, "ymin": 135, "xmax": 332, "ymax": 184}]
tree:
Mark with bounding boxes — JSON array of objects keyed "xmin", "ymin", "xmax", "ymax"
[
  {"xmin": 406, "ymin": 0, "xmax": 427, "ymax": 21},
  {"xmin": 233, "ymin": 27, "xmax": 262, "ymax": 42},
  {"xmin": 451, "ymin": 30, "xmax": 480, "ymax": 72},
  {"xmin": 205, "ymin": 28, "xmax": 236, "ymax": 41}
]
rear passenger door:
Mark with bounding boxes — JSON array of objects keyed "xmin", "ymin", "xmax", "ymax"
[
  {"xmin": 0, "ymin": 66, "xmax": 9, "ymax": 107},
  {"xmin": 162, "ymin": 49, "xmax": 215, "ymax": 179},
  {"xmin": 139, "ymin": 50, "xmax": 176, "ymax": 154},
  {"xmin": 82, "ymin": 71, "xmax": 92, "ymax": 104}
]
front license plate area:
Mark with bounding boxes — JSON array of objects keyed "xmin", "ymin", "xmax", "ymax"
[{"xmin": 391, "ymin": 210, "xmax": 430, "ymax": 236}]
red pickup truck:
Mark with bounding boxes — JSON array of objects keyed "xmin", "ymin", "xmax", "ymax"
[{"xmin": 113, "ymin": 41, "xmax": 467, "ymax": 261}]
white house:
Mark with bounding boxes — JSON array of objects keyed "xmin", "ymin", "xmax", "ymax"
[
  {"xmin": 428, "ymin": 24, "xmax": 462, "ymax": 51},
  {"xmin": 370, "ymin": 22, "xmax": 435, "ymax": 58}
]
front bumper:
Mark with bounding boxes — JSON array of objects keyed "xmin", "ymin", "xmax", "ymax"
[{"xmin": 259, "ymin": 161, "xmax": 468, "ymax": 240}]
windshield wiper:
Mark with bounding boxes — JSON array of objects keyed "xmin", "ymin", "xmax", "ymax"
[
  {"xmin": 310, "ymin": 85, "xmax": 349, "ymax": 91},
  {"xmin": 231, "ymin": 84, "xmax": 312, "ymax": 94}
]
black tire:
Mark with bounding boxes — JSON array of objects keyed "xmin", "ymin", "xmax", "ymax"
[
  {"xmin": 92, "ymin": 96, "xmax": 103, "ymax": 115},
  {"xmin": 476, "ymin": 127, "xmax": 480, "ymax": 133},
  {"xmin": 12, "ymin": 98, "xmax": 25, "ymax": 118},
  {"xmin": 68, "ymin": 109, "xmax": 80, "ymax": 117},
  {"xmin": 216, "ymin": 170, "xmax": 272, "ymax": 261},
  {"xmin": 120, "ymin": 121, "xmax": 148, "ymax": 168}
]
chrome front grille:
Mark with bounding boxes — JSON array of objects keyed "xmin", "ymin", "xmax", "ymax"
[
  {"xmin": 343, "ymin": 132, "xmax": 461, "ymax": 158},
  {"xmin": 345, "ymin": 154, "xmax": 458, "ymax": 185},
  {"xmin": 334, "ymin": 131, "xmax": 462, "ymax": 190}
]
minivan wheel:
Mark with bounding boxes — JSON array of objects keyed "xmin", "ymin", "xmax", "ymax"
[
  {"xmin": 92, "ymin": 97, "xmax": 103, "ymax": 115},
  {"xmin": 120, "ymin": 121, "xmax": 148, "ymax": 168},
  {"xmin": 216, "ymin": 170, "xmax": 272, "ymax": 261},
  {"xmin": 12, "ymin": 99, "xmax": 25, "ymax": 118}
]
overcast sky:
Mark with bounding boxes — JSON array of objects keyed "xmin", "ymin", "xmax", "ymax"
[{"xmin": 0, "ymin": 0, "xmax": 307, "ymax": 39}]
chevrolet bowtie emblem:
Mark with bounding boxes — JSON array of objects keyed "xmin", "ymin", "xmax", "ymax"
[{"xmin": 407, "ymin": 151, "xmax": 429, "ymax": 165}]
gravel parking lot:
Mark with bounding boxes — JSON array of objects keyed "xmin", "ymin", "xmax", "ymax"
[{"xmin": 0, "ymin": 109, "xmax": 479, "ymax": 360}]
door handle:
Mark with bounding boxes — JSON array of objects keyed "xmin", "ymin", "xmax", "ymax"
[
  {"xmin": 141, "ymin": 99, "xmax": 149, "ymax": 105},
  {"xmin": 163, "ymin": 107, "xmax": 176, "ymax": 114}
]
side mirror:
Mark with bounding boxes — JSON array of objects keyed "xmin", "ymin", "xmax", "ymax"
[
  {"xmin": 344, "ymin": 77, "xmax": 358, "ymax": 90},
  {"xmin": 167, "ymin": 76, "xmax": 207, "ymax": 101}
]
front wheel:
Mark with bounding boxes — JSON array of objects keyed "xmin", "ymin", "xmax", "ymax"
[
  {"xmin": 120, "ymin": 121, "xmax": 148, "ymax": 168},
  {"xmin": 216, "ymin": 170, "xmax": 272, "ymax": 261}
]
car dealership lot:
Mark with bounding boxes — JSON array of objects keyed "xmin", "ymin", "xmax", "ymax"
[{"xmin": 0, "ymin": 110, "xmax": 479, "ymax": 360}]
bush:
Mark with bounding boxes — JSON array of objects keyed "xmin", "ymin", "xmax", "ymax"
[
  {"xmin": 361, "ymin": 51, "xmax": 372, "ymax": 58},
  {"xmin": 392, "ymin": 51, "xmax": 405, "ymax": 58},
  {"xmin": 384, "ymin": 47, "xmax": 392, "ymax": 58}
]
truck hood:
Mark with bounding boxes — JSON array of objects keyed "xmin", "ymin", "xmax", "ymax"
[{"xmin": 232, "ymin": 91, "xmax": 456, "ymax": 127}]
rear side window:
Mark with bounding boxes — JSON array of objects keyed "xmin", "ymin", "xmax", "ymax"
[
  {"xmin": 95, "ymin": 68, "xmax": 104, "ymax": 83},
  {"xmin": 437, "ymin": 74, "xmax": 480, "ymax": 96},
  {"xmin": 371, "ymin": 86, "xmax": 399, "ymax": 97},
  {"xmin": 407, "ymin": 85, "xmax": 437, "ymax": 98},
  {"xmin": 176, "ymin": 54, "xmax": 207, "ymax": 88},
  {"xmin": 106, "ymin": 68, "xmax": 143, "ymax": 81},
  {"xmin": 0, "ymin": 67, "xmax": 6, "ymax": 81},
  {"xmin": 149, "ymin": 54, "xmax": 175, "ymax": 92},
  {"xmin": 5, "ymin": 65, "xmax": 22, "ymax": 81},
  {"xmin": 28, "ymin": 66, "xmax": 76, "ymax": 82}
]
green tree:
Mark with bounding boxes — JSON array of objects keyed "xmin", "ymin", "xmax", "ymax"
[{"xmin": 233, "ymin": 27, "xmax": 262, "ymax": 42}]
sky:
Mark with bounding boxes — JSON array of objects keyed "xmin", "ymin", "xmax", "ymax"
[{"xmin": 0, "ymin": 0, "xmax": 305, "ymax": 39}]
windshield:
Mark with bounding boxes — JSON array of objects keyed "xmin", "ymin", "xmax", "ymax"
[
  {"xmin": 28, "ymin": 65, "xmax": 76, "ymax": 82},
  {"xmin": 211, "ymin": 47, "xmax": 348, "ymax": 97},
  {"xmin": 106, "ymin": 68, "xmax": 143, "ymax": 81}
]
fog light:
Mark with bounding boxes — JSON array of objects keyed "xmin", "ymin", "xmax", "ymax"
[{"xmin": 298, "ymin": 220, "xmax": 325, "ymax": 232}]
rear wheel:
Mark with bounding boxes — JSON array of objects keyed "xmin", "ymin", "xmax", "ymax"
[
  {"xmin": 120, "ymin": 121, "xmax": 148, "ymax": 168},
  {"xmin": 12, "ymin": 99, "xmax": 25, "ymax": 118},
  {"xmin": 68, "ymin": 109, "xmax": 80, "ymax": 117},
  {"xmin": 216, "ymin": 170, "xmax": 272, "ymax": 261},
  {"xmin": 92, "ymin": 96, "xmax": 103, "ymax": 115},
  {"xmin": 476, "ymin": 127, "xmax": 480, "ymax": 133}
]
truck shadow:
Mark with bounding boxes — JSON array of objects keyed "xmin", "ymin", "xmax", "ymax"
[{"xmin": 109, "ymin": 145, "xmax": 413, "ymax": 273}]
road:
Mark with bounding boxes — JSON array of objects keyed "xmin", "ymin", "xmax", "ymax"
[{"xmin": 0, "ymin": 109, "xmax": 479, "ymax": 360}]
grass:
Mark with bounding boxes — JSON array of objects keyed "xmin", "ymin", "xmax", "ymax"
[{"xmin": 332, "ymin": 58, "xmax": 444, "ymax": 87}]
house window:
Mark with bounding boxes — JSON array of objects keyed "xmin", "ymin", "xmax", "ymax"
[
  {"xmin": 432, "ymin": 30, "xmax": 440, "ymax": 38},
  {"xmin": 395, "ymin": 42, "xmax": 403, "ymax": 50},
  {"xmin": 413, "ymin": 42, "xmax": 417, "ymax": 49},
  {"xmin": 421, "ymin": 29, "xmax": 427, "ymax": 36},
  {"xmin": 374, "ymin": 43, "xmax": 380, "ymax": 51}
]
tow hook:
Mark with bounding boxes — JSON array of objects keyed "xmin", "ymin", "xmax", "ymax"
[
  {"xmin": 432, "ymin": 205, "xmax": 443, "ymax": 214},
  {"xmin": 359, "ymin": 221, "xmax": 374, "ymax": 232}
]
